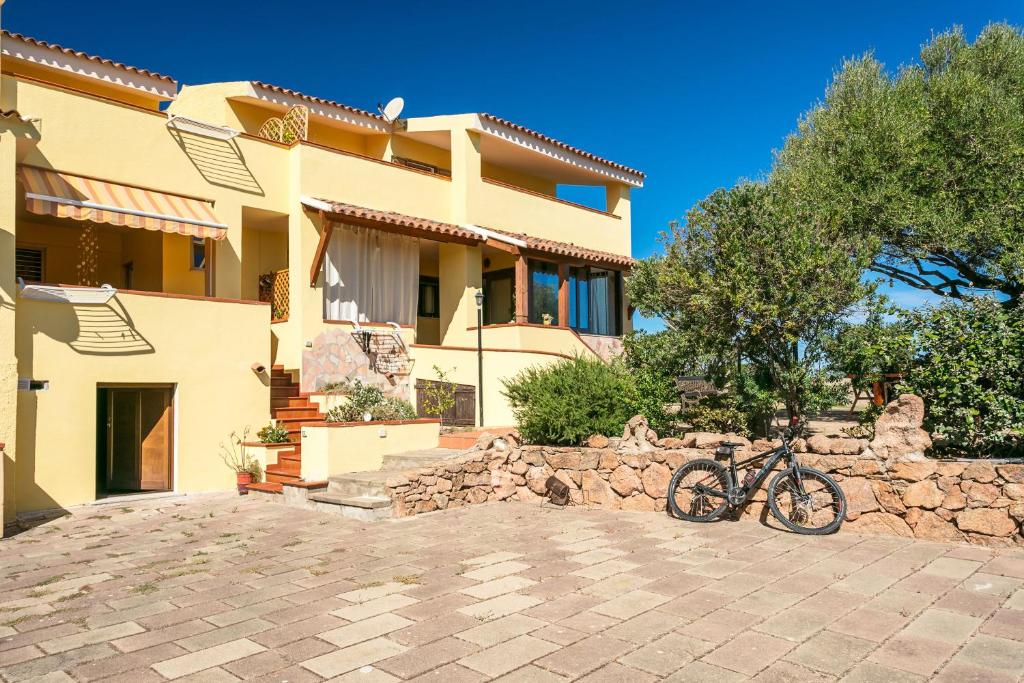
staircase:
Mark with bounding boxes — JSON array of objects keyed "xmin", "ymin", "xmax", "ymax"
[
  {"xmin": 308, "ymin": 447, "xmax": 462, "ymax": 520},
  {"xmin": 245, "ymin": 366, "xmax": 326, "ymax": 494}
]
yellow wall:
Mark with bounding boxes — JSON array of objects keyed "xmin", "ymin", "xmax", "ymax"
[
  {"xmin": 161, "ymin": 233, "xmax": 205, "ymax": 296},
  {"xmin": 301, "ymin": 421, "xmax": 440, "ymax": 480},
  {"xmin": 13, "ymin": 293, "xmax": 270, "ymax": 513},
  {"xmin": 241, "ymin": 228, "xmax": 287, "ymax": 301}
]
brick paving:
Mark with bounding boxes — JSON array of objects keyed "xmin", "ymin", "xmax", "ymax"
[{"xmin": 2, "ymin": 495, "xmax": 1024, "ymax": 681}]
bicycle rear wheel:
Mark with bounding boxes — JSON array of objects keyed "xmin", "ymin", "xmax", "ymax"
[
  {"xmin": 767, "ymin": 466, "xmax": 846, "ymax": 535},
  {"xmin": 667, "ymin": 459, "xmax": 731, "ymax": 522}
]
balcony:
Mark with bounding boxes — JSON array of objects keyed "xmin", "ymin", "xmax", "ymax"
[{"xmin": 471, "ymin": 178, "xmax": 629, "ymax": 256}]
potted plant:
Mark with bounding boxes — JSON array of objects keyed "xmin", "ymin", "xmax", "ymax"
[
  {"xmin": 220, "ymin": 428, "xmax": 262, "ymax": 494},
  {"xmin": 257, "ymin": 422, "xmax": 291, "ymax": 444}
]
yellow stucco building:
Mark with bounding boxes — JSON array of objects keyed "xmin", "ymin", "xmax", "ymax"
[{"xmin": 0, "ymin": 26, "xmax": 643, "ymax": 526}]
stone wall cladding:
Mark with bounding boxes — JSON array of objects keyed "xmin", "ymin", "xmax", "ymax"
[
  {"xmin": 301, "ymin": 328, "xmax": 410, "ymax": 397},
  {"xmin": 385, "ymin": 396, "xmax": 1023, "ymax": 546}
]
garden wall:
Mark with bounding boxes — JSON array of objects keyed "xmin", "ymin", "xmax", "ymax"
[{"xmin": 385, "ymin": 396, "xmax": 1024, "ymax": 546}]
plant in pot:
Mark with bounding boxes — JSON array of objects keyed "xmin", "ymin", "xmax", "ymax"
[
  {"xmin": 257, "ymin": 422, "xmax": 291, "ymax": 444},
  {"xmin": 219, "ymin": 428, "xmax": 262, "ymax": 494}
]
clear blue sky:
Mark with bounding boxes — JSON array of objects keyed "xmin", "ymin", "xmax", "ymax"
[{"xmin": 7, "ymin": 1, "xmax": 1022, "ymax": 329}]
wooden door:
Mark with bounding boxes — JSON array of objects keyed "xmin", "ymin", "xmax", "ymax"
[{"xmin": 107, "ymin": 388, "xmax": 172, "ymax": 491}]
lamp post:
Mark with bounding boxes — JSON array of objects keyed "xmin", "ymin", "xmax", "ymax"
[{"xmin": 475, "ymin": 288, "xmax": 484, "ymax": 427}]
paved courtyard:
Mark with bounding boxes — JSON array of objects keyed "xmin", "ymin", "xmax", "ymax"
[{"xmin": 2, "ymin": 495, "xmax": 1024, "ymax": 683}]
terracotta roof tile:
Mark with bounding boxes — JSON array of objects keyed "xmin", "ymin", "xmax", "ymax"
[
  {"xmin": 480, "ymin": 113, "xmax": 645, "ymax": 181},
  {"xmin": 316, "ymin": 199, "xmax": 481, "ymax": 241},
  {"xmin": 488, "ymin": 227, "xmax": 634, "ymax": 268},
  {"xmin": 2, "ymin": 30, "xmax": 176, "ymax": 85},
  {"xmin": 252, "ymin": 81, "xmax": 383, "ymax": 122},
  {"xmin": 316, "ymin": 199, "xmax": 633, "ymax": 268}
]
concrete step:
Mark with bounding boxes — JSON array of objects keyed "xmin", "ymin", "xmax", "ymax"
[
  {"xmin": 380, "ymin": 448, "xmax": 463, "ymax": 471},
  {"xmin": 307, "ymin": 492, "xmax": 393, "ymax": 521},
  {"xmin": 326, "ymin": 471, "xmax": 391, "ymax": 498}
]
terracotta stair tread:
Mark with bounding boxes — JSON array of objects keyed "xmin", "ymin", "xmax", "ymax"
[
  {"xmin": 246, "ymin": 482, "xmax": 282, "ymax": 494},
  {"xmin": 267, "ymin": 462, "xmax": 300, "ymax": 475}
]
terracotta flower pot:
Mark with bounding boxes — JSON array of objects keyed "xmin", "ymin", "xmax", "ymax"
[{"xmin": 236, "ymin": 471, "xmax": 252, "ymax": 494}]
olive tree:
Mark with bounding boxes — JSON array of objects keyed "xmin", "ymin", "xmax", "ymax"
[
  {"xmin": 776, "ymin": 23, "xmax": 1024, "ymax": 304},
  {"xmin": 628, "ymin": 182, "xmax": 871, "ymax": 420}
]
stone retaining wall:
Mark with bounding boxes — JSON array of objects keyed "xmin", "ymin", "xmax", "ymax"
[{"xmin": 385, "ymin": 396, "xmax": 1024, "ymax": 546}]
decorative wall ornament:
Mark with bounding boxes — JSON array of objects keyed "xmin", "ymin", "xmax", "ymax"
[
  {"xmin": 77, "ymin": 222, "xmax": 100, "ymax": 286},
  {"xmin": 257, "ymin": 104, "xmax": 309, "ymax": 143}
]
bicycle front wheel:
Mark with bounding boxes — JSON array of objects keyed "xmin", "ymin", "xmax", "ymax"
[
  {"xmin": 767, "ymin": 466, "xmax": 846, "ymax": 535},
  {"xmin": 667, "ymin": 459, "xmax": 731, "ymax": 522}
]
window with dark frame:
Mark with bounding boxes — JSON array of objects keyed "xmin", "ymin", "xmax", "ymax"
[
  {"xmin": 15, "ymin": 247, "xmax": 44, "ymax": 283},
  {"xmin": 418, "ymin": 276, "xmax": 440, "ymax": 318},
  {"xmin": 569, "ymin": 266, "xmax": 622, "ymax": 336},
  {"xmin": 528, "ymin": 260, "xmax": 560, "ymax": 325},
  {"xmin": 190, "ymin": 237, "xmax": 206, "ymax": 271}
]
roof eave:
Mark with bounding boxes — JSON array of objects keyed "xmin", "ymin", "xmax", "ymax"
[
  {"xmin": 474, "ymin": 114, "xmax": 645, "ymax": 188},
  {"xmin": 1, "ymin": 31, "xmax": 177, "ymax": 100},
  {"xmin": 250, "ymin": 82, "xmax": 390, "ymax": 133}
]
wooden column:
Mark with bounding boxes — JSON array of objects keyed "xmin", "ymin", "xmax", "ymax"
[
  {"xmin": 557, "ymin": 262, "xmax": 569, "ymax": 328},
  {"xmin": 515, "ymin": 255, "xmax": 529, "ymax": 323}
]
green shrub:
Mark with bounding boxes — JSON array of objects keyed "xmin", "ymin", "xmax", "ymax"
[
  {"xmin": 622, "ymin": 330, "xmax": 707, "ymax": 437},
  {"xmin": 256, "ymin": 423, "xmax": 290, "ymax": 444},
  {"xmin": 900, "ymin": 298, "xmax": 1024, "ymax": 457},
  {"xmin": 502, "ymin": 356, "xmax": 637, "ymax": 445},
  {"xmin": 324, "ymin": 380, "xmax": 417, "ymax": 423}
]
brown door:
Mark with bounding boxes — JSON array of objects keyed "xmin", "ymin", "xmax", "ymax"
[{"xmin": 107, "ymin": 387, "xmax": 172, "ymax": 491}]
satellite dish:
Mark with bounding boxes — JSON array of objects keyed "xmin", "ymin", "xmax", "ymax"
[{"xmin": 380, "ymin": 97, "xmax": 405, "ymax": 123}]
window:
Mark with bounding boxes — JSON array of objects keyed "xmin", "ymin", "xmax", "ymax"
[
  {"xmin": 569, "ymin": 266, "xmax": 621, "ymax": 335},
  {"xmin": 15, "ymin": 247, "xmax": 44, "ymax": 283},
  {"xmin": 190, "ymin": 237, "xmax": 207, "ymax": 270},
  {"xmin": 528, "ymin": 260, "xmax": 560, "ymax": 325},
  {"xmin": 418, "ymin": 276, "xmax": 439, "ymax": 318}
]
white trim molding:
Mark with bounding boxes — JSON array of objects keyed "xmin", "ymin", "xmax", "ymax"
[
  {"xmin": 1, "ymin": 35, "xmax": 176, "ymax": 100},
  {"xmin": 473, "ymin": 115, "xmax": 644, "ymax": 188},
  {"xmin": 251, "ymin": 83, "xmax": 390, "ymax": 133}
]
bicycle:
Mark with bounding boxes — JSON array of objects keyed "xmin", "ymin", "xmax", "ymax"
[{"xmin": 666, "ymin": 423, "xmax": 847, "ymax": 535}]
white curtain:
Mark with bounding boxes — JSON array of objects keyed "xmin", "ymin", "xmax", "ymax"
[
  {"xmin": 323, "ymin": 223, "xmax": 419, "ymax": 325},
  {"xmin": 589, "ymin": 270, "xmax": 611, "ymax": 335}
]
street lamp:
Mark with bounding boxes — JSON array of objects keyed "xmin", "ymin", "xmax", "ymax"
[{"xmin": 475, "ymin": 289, "xmax": 484, "ymax": 427}]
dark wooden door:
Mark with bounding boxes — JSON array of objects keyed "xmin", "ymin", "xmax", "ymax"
[
  {"xmin": 107, "ymin": 387, "xmax": 172, "ymax": 491},
  {"xmin": 415, "ymin": 380, "xmax": 477, "ymax": 426}
]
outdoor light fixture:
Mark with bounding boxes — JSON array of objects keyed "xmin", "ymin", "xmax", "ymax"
[{"xmin": 475, "ymin": 289, "xmax": 484, "ymax": 427}]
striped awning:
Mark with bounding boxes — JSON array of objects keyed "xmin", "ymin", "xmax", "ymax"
[{"xmin": 18, "ymin": 165, "xmax": 227, "ymax": 240}]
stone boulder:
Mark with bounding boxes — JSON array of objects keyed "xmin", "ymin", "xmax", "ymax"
[
  {"xmin": 888, "ymin": 459, "xmax": 937, "ymax": 482},
  {"xmin": 842, "ymin": 478, "xmax": 880, "ymax": 521},
  {"xmin": 956, "ymin": 508, "xmax": 1018, "ymax": 537},
  {"xmin": 609, "ymin": 465, "xmax": 642, "ymax": 496},
  {"xmin": 846, "ymin": 512, "xmax": 914, "ymax": 538},
  {"xmin": 621, "ymin": 494, "xmax": 657, "ymax": 512},
  {"xmin": 587, "ymin": 434, "xmax": 610, "ymax": 449},
  {"xmin": 620, "ymin": 415, "xmax": 658, "ymax": 452},
  {"xmin": 902, "ymin": 480, "xmax": 944, "ymax": 509},
  {"xmin": 490, "ymin": 470, "xmax": 517, "ymax": 500},
  {"xmin": 997, "ymin": 465, "xmax": 1024, "ymax": 484},
  {"xmin": 912, "ymin": 511, "xmax": 963, "ymax": 542},
  {"xmin": 641, "ymin": 463, "xmax": 672, "ymax": 499},
  {"xmin": 581, "ymin": 470, "xmax": 620, "ymax": 509},
  {"xmin": 870, "ymin": 394, "xmax": 932, "ymax": 459}
]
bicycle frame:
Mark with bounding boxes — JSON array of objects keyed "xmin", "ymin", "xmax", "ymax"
[{"xmin": 697, "ymin": 441, "xmax": 805, "ymax": 508}]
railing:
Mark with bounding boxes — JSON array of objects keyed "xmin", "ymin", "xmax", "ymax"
[{"xmin": 259, "ymin": 269, "xmax": 289, "ymax": 321}]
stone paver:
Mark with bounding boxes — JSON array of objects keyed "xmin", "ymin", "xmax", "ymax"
[{"xmin": 3, "ymin": 492, "xmax": 1024, "ymax": 681}]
